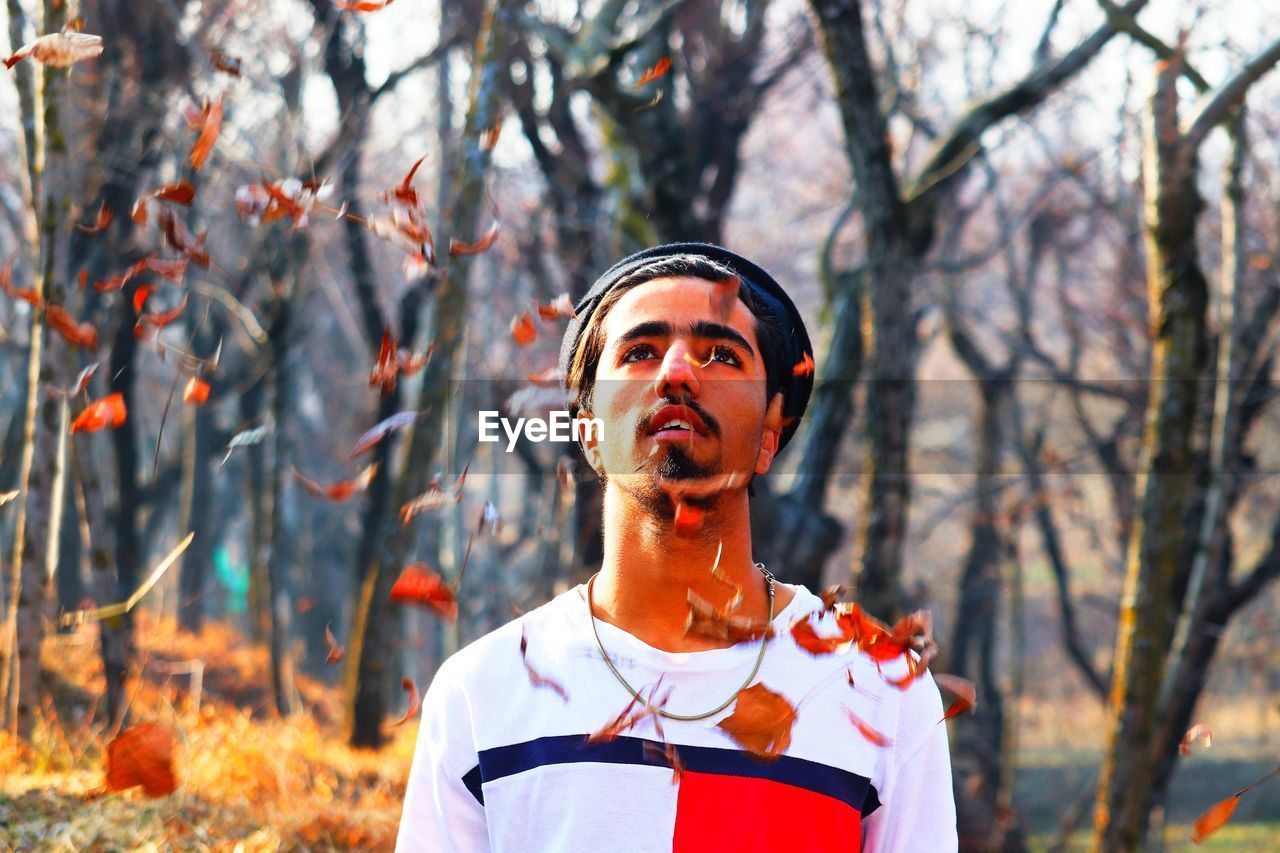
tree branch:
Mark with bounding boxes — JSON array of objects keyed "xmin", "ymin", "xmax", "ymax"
[
  {"xmin": 1184, "ymin": 37, "xmax": 1280, "ymax": 150},
  {"xmin": 1096, "ymin": 0, "xmax": 1209, "ymax": 92}
]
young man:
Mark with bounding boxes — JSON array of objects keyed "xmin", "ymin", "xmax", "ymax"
[{"xmin": 396, "ymin": 243, "xmax": 957, "ymax": 852}]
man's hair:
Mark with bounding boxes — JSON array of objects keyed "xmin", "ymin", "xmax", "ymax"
[{"xmin": 565, "ymin": 254, "xmax": 788, "ymax": 487}]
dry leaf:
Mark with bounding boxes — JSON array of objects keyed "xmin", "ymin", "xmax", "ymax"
[
  {"xmin": 844, "ymin": 707, "xmax": 892, "ymax": 747},
  {"xmin": 685, "ymin": 589, "xmax": 774, "ymax": 645},
  {"xmin": 449, "ymin": 221, "xmax": 500, "ymax": 257},
  {"xmin": 1191, "ymin": 796, "xmax": 1239, "ymax": 844},
  {"xmin": 635, "ymin": 56, "xmax": 672, "ymax": 87},
  {"xmin": 519, "ymin": 626, "xmax": 570, "ymax": 702},
  {"xmin": 934, "ymin": 673, "xmax": 977, "ymax": 721},
  {"xmin": 393, "ymin": 677, "xmax": 421, "ymax": 725},
  {"xmin": 389, "ymin": 562, "xmax": 458, "ymax": 620},
  {"xmin": 76, "ymin": 202, "xmax": 113, "ymax": 234},
  {"xmin": 71, "ymin": 392, "xmax": 127, "ymax": 433},
  {"xmin": 183, "ymin": 377, "xmax": 210, "ymax": 405},
  {"xmin": 716, "ymin": 683, "xmax": 795, "ymax": 761},
  {"xmin": 350, "ymin": 410, "xmax": 420, "ymax": 457},
  {"xmin": 324, "ymin": 622, "xmax": 344, "ymax": 665},
  {"xmin": 5, "ymin": 31, "xmax": 103, "ymax": 69},
  {"xmin": 105, "ymin": 722, "xmax": 178, "ymax": 797},
  {"xmin": 293, "ymin": 463, "xmax": 378, "ymax": 501},
  {"xmin": 1180, "ymin": 723, "xmax": 1213, "ymax": 758},
  {"xmin": 188, "ymin": 94, "xmax": 223, "ymax": 171},
  {"xmin": 510, "ymin": 311, "xmax": 536, "ymax": 347}
]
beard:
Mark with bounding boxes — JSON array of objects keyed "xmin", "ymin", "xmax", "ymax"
[{"xmin": 621, "ymin": 441, "xmax": 723, "ymax": 521}]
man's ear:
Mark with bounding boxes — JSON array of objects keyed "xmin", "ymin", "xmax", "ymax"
[
  {"xmin": 755, "ymin": 392, "xmax": 784, "ymax": 475},
  {"xmin": 575, "ymin": 410, "xmax": 606, "ymax": 477}
]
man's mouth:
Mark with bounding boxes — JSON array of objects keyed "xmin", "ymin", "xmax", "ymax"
[{"xmin": 647, "ymin": 405, "xmax": 710, "ymax": 438}]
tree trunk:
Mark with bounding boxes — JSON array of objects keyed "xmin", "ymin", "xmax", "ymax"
[{"xmin": 345, "ymin": 0, "xmax": 516, "ymax": 748}]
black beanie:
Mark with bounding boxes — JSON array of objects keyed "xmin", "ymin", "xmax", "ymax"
[{"xmin": 558, "ymin": 242, "xmax": 814, "ymax": 491}]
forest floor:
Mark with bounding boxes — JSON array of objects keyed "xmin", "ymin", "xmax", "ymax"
[
  {"xmin": 2, "ymin": 610, "xmax": 1277, "ymax": 850},
  {"xmin": 1, "ymin": 611, "xmax": 417, "ymax": 851}
]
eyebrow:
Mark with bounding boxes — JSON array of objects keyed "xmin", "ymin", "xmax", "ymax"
[{"xmin": 612, "ymin": 319, "xmax": 756, "ymax": 361}]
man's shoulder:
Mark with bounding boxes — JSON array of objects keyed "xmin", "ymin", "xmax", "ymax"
[{"xmin": 435, "ymin": 586, "xmax": 583, "ymax": 691}]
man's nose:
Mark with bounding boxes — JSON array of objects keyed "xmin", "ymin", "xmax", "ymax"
[{"xmin": 652, "ymin": 340, "xmax": 701, "ymax": 399}]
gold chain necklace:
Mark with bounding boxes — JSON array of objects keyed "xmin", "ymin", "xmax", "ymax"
[{"xmin": 585, "ymin": 564, "xmax": 776, "ymax": 722}]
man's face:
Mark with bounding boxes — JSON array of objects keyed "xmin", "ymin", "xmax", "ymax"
[{"xmin": 577, "ymin": 276, "xmax": 783, "ymax": 518}]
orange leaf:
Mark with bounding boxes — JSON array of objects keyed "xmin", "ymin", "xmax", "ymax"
[
  {"xmin": 1191, "ymin": 796, "xmax": 1239, "ymax": 844},
  {"xmin": 510, "ymin": 311, "xmax": 537, "ymax": 347},
  {"xmin": 535, "ymin": 293, "xmax": 577, "ymax": 321},
  {"xmin": 389, "ymin": 562, "xmax": 458, "ymax": 620},
  {"xmin": 336, "ymin": 0, "xmax": 396, "ymax": 10},
  {"xmin": 154, "ymin": 210, "xmax": 210, "ymax": 267},
  {"xmin": 792, "ymin": 352, "xmax": 814, "ymax": 377},
  {"xmin": 105, "ymin": 721, "xmax": 178, "ymax": 797},
  {"xmin": 370, "ymin": 324, "xmax": 398, "ymax": 394},
  {"xmin": 134, "ymin": 293, "xmax": 189, "ymax": 338},
  {"xmin": 525, "ymin": 366, "xmax": 564, "ymax": 387},
  {"xmin": 45, "ymin": 304, "xmax": 99, "ymax": 350},
  {"xmin": 844, "ymin": 707, "xmax": 892, "ymax": 746},
  {"xmin": 934, "ymin": 673, "xmax": 977, "ymax": 721},
  {"xmin": 394, "ymin": 154, "xmax": 427, "ymax": 206},
  {"xmin": 293, "ymin": 463, "xmax": 378, "ymax": 501},
  {"xmin": 635, "ymin": 56, "xmax": 672, "ymax": 87},
  {"xmin": 685, "ymin": 589, "xmax": 773, "ymax": 645},
  {"xmin": 131, "ymin": 181, "xmax": 196, "ymax": 225},
  {"xmin": 324, "ymin": 622, "xmax": 344, "ymax": 665},
  {"xmin": 76, "ymin": 201, "xmax": 113, "ymax": 234},
  {"xmin": 189, "ymin": 94, "xmax": 224, "ymax": 170},
  {"xmin": 133, "ymin": 284, "xmax": 155, "ymax": 314},
  {"xmin": 673, "ymin": 500, "xmax": 704, "ymax": 535},
  {"xmin": 4, "ymin": 31, "xmax": 103, "ymax": 69},
  {"xmin": 449, "ymin": 221, "xmax": 500, "ymax": 257},
  {"xmin": 71, "ymin": 393, "xmax": 127, "ymax": 434},
  {"xmin": 717, "ymin": 683, "xmax": 796, "ymax": 761},
  {"xmin": 182, "ymin": 377, "xmax": 210, "ymax": 405},
  {"xmin": 790, "ymin": 614, "xmax": 855, "ymax": 655},
  {"xmin": 393, "ymin": 677, "xmax": 421, "ymax": 726}
]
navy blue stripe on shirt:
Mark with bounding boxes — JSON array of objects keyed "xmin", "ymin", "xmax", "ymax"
[{"xmin": 461, "ymin": 734, "xmax": 880, "ymax": 815}]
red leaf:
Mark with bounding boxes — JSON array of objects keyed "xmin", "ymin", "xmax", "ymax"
[
  {"xmin": 717, "ymin": 683, "xmax": 796, "ymax": 761},
  {"xmin": 336, "ymin": 0, "xmax": 396, "ymax": 10},
  {"xmin": 519, "ymin": 626, "xmax": 570, "ymax": 702},
  {"xmin": 324, "ymin": 622, "xmax": 344, "ymax": 665},
  {"xmin": 934, "ymin": 673, "xmax": 977, "ymax": 721},
  {"xmin": 393, "ymin": 677, "xmax": 421, "ymax": 726},
  {"xmin": 131, "ymin": 181, "xmax": 196, "ymax": 225},
  {"xmin": 588, "ymin": 678, "xmax": 673, "ymax": 743},
  {"xmin": 133, "ymin": 284, "xmax": 155, "ymax": 314},
  {"xmin": 685, "ymin": 589, "xmax": 774, "ymax": 645},
  {"xmin": 790, "ymin": 614, "xmax": 854, "ymax": 656},
  {"xmin": 105, "ymin": 722, "xmax": 178, "ymax": 797},
  {"xmin": 134, "ymin": 293, "xmax": 189, "ymax": 339},
  {"xmin": 394, "ymin": 154, "xmax": 427, "ymax": 206},
  {"xmin": 71, "ymin": 393, "xmax": 127, "ymax": 433},
  {"xmin": 673, "ymin": 500, "xmax": 703, "ymax": 535},
  {"xmin": 389, "ymin": 562, "xmax": 458, "ymax": 620},
  {"xmin": 45, "ymin": 304, "xmax": 100, "ymax": 350},
  {"xmin": 844, "ymin": 707, "xmax": 892, "ymax": 746},
  {"xmin": 792, "ymin": 352, "xmax": 815, "ymax": 377},
  {"xmin": 509, "ymin": 311, "xmax": 536, "ymax": 347},
  {"xmin": 350, "ymin": 410, "xmax": 420, "ymax": 457},
  {"xmin": 182, "ymin": 377, "xmax": 210, "ymax": 405},
  {"xmin": 293, "ymin": 463, "xmax": 379, "ymax": 501},
  {"xmin": 370, "ymin": 324, "xmax": 398, "ymax": 394},
  {"xmin": 635, "ymin": 56, "xmax": 672, "ymax": 87},
  {"xmin": 154, "ymin": 210, "xmax": 209, "ymax": 267},
  {"xmin": 525, "ymin": 366, "xmax": 564, "ymax": 387},
  {"xmin": 189, "ymin": 94, "xmax": 224, "ymax": 171},
  {"xmin": 1, "ymin": 257, "xmax": 43, "ymax": 308},
  {"xmin": 535, "ymin": 293, "xmax": 577, "ymax": 321},
  {"xmin": 76, "ymin": 201, "xmax": 113, "ymax": 234},
  {"xmin": 449, "ymin": 221, "xmax": 500, "ymax": 257},
  {"xmin": 1191, "ymin": 796, "xmax": 1239, "ymax": 844}
]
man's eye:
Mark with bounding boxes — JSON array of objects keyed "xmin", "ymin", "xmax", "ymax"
[
  {"xmin": 621, "ymin": 344, "xmax": 654, "ymax": 363},
  {"xmin": 711, "ymin": 346, "xmax": 742, "ymax": 366}
]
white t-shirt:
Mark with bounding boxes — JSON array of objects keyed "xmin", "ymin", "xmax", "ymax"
[{"xmin": 396, "ymin": 582, "xmax": 957, "ymax": 852}]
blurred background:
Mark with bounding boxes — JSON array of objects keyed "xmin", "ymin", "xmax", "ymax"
[{"xmin": 1, "ymin": 0, "xmax": 1278, "ymax": 849}]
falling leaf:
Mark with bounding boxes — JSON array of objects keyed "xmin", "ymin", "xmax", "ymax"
[
  {"xmin": 4, "ymin": 31, "xmax": 103, "ymax": 69},
  {"xmin": 370, "ymin": 324, "xmax": 399, "ymax": 394},
  {"xmin": 71, "ymin": 392, "xmax": 126, "ymax": 433},
  {"xmin": 45, "ymin": 304, "xmax": 99, "ymax": 349},
  {"xmin": 393, "ymin": 155, "xmax": 427, "ymax": 207},
  {"xmin": 685, "ymin": 589, "xmax": 774, "ymax": 645},
  {"xmin": 525, "ymin": 366, "xmax": 564, "ymax": 387},
  {"xmin": 589, "ymin": 678, "xmax": 673, "ymax": 744},
  {"xmin": 336, "ymin": 0, "xmax": 396, "ymax": 11},
  {"xmin": 790, "ymin": 614, "xmax": 854, "ymax": 656},
  {"xmin": 134, "ymin": 293, "xmax": 189, "ymax": 339},
  {"xmin": 1191, "ymin": 796, "xmax": 1239, "ymax": 844},
  {"xmin": 293, "ymin": 463, "xmax": 379, "ymax": 501},
  {"xmin": 507, "ymin": 311, "xmax": 536, "ymax": 347},
  {"xmin": 818, "ymin": 586, "xmax": 848, "ymax": 613},
  {"xmin": 182, "ymin": 377, "xmax": 210, "ymax": 405},
  {"xmin": 673, "ymin": 500, "xmax": 703, "ymax": 535},
  {"xmin": 154, "ymin": 209, "xmax": 210, "ymax": 267},
  {"xmin": 211, "ymin": 49, "xmax": 241, "ymax": 76},
  {"xmin": 535, "ymin": 293, "xmax": 577, "ymax": 321},
  {"xmin": 478, "ymin": 500, "xmax": 501, "ymax": 536},
  {"xmin": 792, "ymin": 352, "xmax": 815, "ymax": 377},
  {"xmin": 635, "ymin": 56, "xmax": 672, "ymax": 87},
  {"xmin": 296, "ymin": 597, "xmax": 314, "ymax": 614},
  {"xmin": 71, "ymin": 363, "xmax": 99, "ymax": 396},
  {"xmin": 397, "ymin": 343, "xmax": 435, "ymax": 375},
  {"xmin": 324, "ymin": 623, "xmax": 344, "ymax": 665},
  {"xmin": 389, "ymin": 562, "xmax": 458, "ymax": 620},
  {"xmin": 76, "ymin": 202, "xmax": 112, "ymax": 234},
  {"xmin": 105, "ymin": 722, "xmax": 179, "ymax": 797},
  {"xmin": 642, "ymin": 740, "xmax": 685, "ymax": 784},
  {"xmin": 519, "ymin": 626, "xmax": 570, "ymax": 702},
  {"xmin": 393, "ymin": 678, "xmax": 421, "ymax": 726},
  {"xmin": 449, "ymin": 221, "xmax": 500, "ymax": 257},
  {"xmin": 0, "ymin": 491, "xmax": 18, "ymax": 506},
  {"xmin": 1180, "ymin": 723, "xmax": 1213, "ymax": 758},
  {"xmin": 717, "ymin": 683, "xmax": 796, "ymax": 761},
  {"xmin": 188, "ymin": 94, "xmax": 223, "ymax": 171},
  {"xmin": 1, "ymin": 258, "xmax": 43, "ymax": 308},
  {"xmin": 131, "ymin": 181, "xmax": 196, "ymax": 225},
  {"xmin": 350, "ymin": 410, "xmax": 420, "ymax": 457},
  {"xmin": 934, "ymin": 673, "xmax": 977, "ymax": 721},
  {"xmin": 844, "ymin": 707, "xmax": 892, "ymax": 746}
]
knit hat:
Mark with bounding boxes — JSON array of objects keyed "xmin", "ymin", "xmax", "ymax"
[{"xmin": 558, "ymin": 242, "xmax": 814, "ymax": 466}]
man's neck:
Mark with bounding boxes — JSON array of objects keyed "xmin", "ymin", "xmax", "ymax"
[{"xmin": 586, "ymin": 484, "xmax": 796, "ymax": 653}]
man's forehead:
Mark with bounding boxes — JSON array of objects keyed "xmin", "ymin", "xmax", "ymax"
[{"xmin": 604, "ymin": 276, "xmax": 755, "ymax": 343}]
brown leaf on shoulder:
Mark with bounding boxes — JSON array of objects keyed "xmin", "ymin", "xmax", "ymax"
[
  {"xmin": 716, "ymin": 683, "xmax": 795, "ymax": 761},
  {"xmin": 519, "ymin": 626, "xmax": 570, "ymax": 703},
  {"xmin": 685, "ymin": 589, "xmax": 774, "ymax": 645}
]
